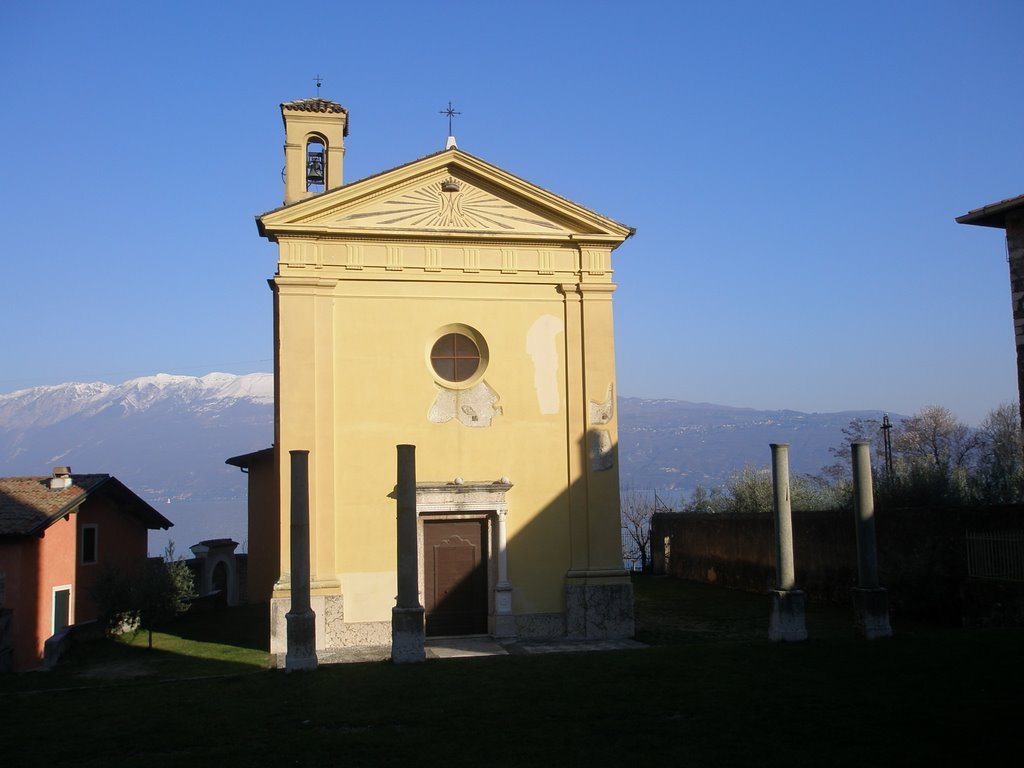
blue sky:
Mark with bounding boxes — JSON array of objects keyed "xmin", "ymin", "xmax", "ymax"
[{"xmin": 2, "ymin": 0, "xmax": 1022, "ymax": 425}]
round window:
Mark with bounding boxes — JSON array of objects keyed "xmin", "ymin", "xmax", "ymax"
[{"xmin": 430, "ymin": 332, "xmax": 481, "ymax": 383}]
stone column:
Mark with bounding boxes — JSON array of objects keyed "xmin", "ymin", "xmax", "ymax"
[
  {"xmin": 851, "ymin": 441, "xmax": 893, "ymax": 639},
  {"xmin": 392, "ymin": 444, "xmax": 425, "ymax": 663},
  {"xmin": 285, "ymin": 450, "xmax": 317, "ymax": 672},
  {"xmin": 493, "ymin": 508, "xmax": 515, "ymax": 638},
  {"xmin": 768, "ymin": 444, "xmax": 807, "ymax": 642}
]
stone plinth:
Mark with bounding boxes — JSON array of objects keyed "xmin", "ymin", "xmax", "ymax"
[
  {"xmin": 769, "ymin": 589, "xmax": 808, "ymax": 642},
  {"xmin": 494, "ymin": 583, "xmax": 516, "ymax": 638},
  {"xmin": 565, "ymin": 579, "xmax": 635, "ymax": 640},
  {"xmin": 391, "ymin": 606, "xmax": 426, "ymax": 663},
  {"xmin": 852, "ymin": 587, "xmax": 893, "ymax": 640},
  {"xmin": 285, "ymin": 609, "xmax": 317, "ymax": 671}
]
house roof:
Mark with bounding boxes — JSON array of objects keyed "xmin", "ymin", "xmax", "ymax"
[
  {"xmin": 0, "ymin": 474, "xmax": 173, "ymax": 537},
  {"xmin": 225, "ymin": 447, "xmax": 274, "ymax": 469},
  {"xmin": 956, "ymin": 193, "xmax": 1024, "ymax": 229}
]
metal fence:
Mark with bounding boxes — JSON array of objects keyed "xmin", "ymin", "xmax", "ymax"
[{"xmin": 966, "ymin": 530, "xmax": 1024, "ymax": 582}]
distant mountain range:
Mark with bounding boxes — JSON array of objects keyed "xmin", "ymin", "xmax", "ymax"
[
  {"xmin": 0, "ymin": 373, "xmax": 891, "ymax": 554},
  {"xmin": 0, "ymin": 373, "xmax": 273, "ymax": 556},
  {"xmin": 617, "ymin": 398, "xmax": 892, "ymax": 493}
]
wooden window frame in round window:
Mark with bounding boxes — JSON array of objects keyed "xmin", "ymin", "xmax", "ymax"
[
  {"xmin": 430, "ymin": 333, "xmax": 480, "ymax": 383},
  {"xmin": 427, "ymin": 326, "xmax": 488, "ymax": 388}
]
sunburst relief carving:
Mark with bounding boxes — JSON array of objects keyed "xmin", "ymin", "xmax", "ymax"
[{"xmin": 339, "ymin": 180, "xmax": 561, "ymax": 232}]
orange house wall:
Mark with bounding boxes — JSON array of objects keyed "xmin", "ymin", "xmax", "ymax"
[
  {"xmin": 0, "ymin": 494, "xmax": 151, "ymax": 672},
  {"xmin": 30, "ymin": 514, "xmax": 76, "ymax": 671},
  {"xmin": 245, "ymin": 452, "xmax": 279, "ymax": 602},
  {"xmin": 0, "ymin": 539, "xmax": 38, "ymax": 671},
  {"xmin": 75, "ymin": 496, "xmax": 148, "ymax": 623}
]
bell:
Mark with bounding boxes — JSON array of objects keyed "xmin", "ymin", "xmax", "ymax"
[{"xmin": 306, "ymin": 151, "xmax": 325, "ymax": 184}]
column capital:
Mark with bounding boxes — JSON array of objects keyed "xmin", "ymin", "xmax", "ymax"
[
  {"xmin": 577, "ymin": 282, "xmax": 617, "ymax": 295},
  {"xmin": 557, "ymin": 282, "xmax": 617, "ymax": 298},
  {"xmin": 557, "ymin": 282, "xmax": 582, "ymax": 299}
]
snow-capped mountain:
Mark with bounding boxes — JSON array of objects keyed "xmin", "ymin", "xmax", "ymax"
[
  {"xmin": 0, "ymin": 372, "xmax": 273, "ymax": 430},
  {"xmin": 0, "ymin": 373, "xmax": 274, "ymax": 555}
]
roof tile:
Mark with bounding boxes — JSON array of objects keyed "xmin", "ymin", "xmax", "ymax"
[
  {"xmin": 957, "ymin": 193, "xmax": 1024, "ymax": 228},
  {"xmin": 0, "ymin": 474, "xmax": 109, "ymax": 536},
  {"xmin": 281, "ymin": 98, "xmax": 347, "ymax": 115}
]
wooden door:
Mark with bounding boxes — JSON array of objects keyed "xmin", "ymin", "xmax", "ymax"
[{"xmin": 423, "ymin": 519, "xmax": 487, "ymax": 636}]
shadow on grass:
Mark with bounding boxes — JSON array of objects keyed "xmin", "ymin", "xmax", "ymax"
[
  {"xmin": 3, "ymin": 577, "xmax": 1022, "ymax": 765},
  {"xmin": 170, "ymin": 601, "xmax": 270, "ymax": 651},
  {"xmin": 1, "ymin": 604, "xmax": 271, "ymax": 694},
  {"xmin": 634, "ymin": 574, "xmax": 769, "ymax": 644},
  {"xmin": 632, "ymin": 572, "xmax": 947, "ymax": 644}
]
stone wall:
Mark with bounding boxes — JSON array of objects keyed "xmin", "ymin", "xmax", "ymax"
[{"xmin": 652, "ymin": 505, "xmax": 1024, "ymax": 624}]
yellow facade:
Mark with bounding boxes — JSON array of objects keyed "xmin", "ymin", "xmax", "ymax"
[{"xmin": 257, "ymin": 98, "xmax": 634, "ymax": 660}]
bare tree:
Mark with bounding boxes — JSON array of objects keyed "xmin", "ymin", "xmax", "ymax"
[
  {"xmin": 977, "ymin": 402, "xmax": 1024, "ymax": 503},
  {"xmin": 621, "ymin": 490, "xmax": 661, "ymax": 572},
  {"xmin": 825, "ymin": 404, "xmax": 1023, "ymax": 506},
  {"xmin": 893, "ymin": 405, "xmax": 981, "ymax": 479},
  {"xmin": 823, "ymin": 417, "xmax": 883, "ymax": 481}
]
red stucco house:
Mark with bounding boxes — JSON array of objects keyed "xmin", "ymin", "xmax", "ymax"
[{"xmin": 0, "ymin": 467, "xmax": 172, "ymax": 671}]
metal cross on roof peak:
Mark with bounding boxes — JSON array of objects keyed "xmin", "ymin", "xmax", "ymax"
[
  {"xmin": 440, "ymin": 101, "xmax": 461, "ymax": 136},
  {"xmin": 313, "ymin": 74, "xmax": 323, "ymax": 97}
]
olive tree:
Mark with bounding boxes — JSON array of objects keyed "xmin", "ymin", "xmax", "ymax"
[{"xmin": 92, "ymin": 541, "xmax": 194, "ymax": 649}]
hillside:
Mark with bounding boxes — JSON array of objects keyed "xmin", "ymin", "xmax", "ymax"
[
  {"xmin": 0, "ymin": 374, "xmax": 889, "ymax": 553},
  {"xmin": 618, "ymin": 397, "xmax": 888, "ymax": 496}
]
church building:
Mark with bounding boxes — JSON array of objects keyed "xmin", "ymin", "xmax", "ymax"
[{"xmin": 252, "ymin": 96, "xmax": 635, "ymax": 662}]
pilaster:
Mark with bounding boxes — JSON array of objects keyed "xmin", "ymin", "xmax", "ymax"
[
  {"xmin": 494, "ymin": 508, "xmax": 515, "ymax": 638},
  {"xmin": 560, "ymin": 277, "xmax": 633, "ymax": 639},
  {"xmin": 559, "ymin": 283, "xmax": 590, "ymax": 574},
  {"xmin": 312, "ymin": 287, "xmax": 338, "ymax": 590},
  {"xmin": 273, "ymin": 275, "xmax": 339, "ymax": 595},
  {"xmin": 578, "ymin": 281, "xmax": 624, "ymax": 572}
]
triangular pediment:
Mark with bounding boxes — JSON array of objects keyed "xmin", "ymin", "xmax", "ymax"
[
  {"xmin": 317, "ymin": 172, "xmax": 572, "ymax": 235},
  {"xmin": 258, "ymin": 149, "xmax": 632, "ymax": 245}
]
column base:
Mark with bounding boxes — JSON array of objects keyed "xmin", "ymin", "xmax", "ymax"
[
  {"xmin": 852, "ymin": 587, "xmax": 893, "ymax": 640},
  {"xmin": 494, "ymin": 583, "xmax": 516, "ymax": 639},
  {"xmin": 391, "ymin": 606, "xmax": 425, "ymax": 663},
  {"xmin": 769, "ymin": 589, "xmax": 808, "ymax": 642},
  {"xmin": 565, "ymin": 578, "xmax": 635, "ymax": 640},
  {"xmin": 285, "ymin": 608, "xmax": 318, "ymax": 672},
  {"xmin": 271, "ymin": 594, "xmax": 344, "ymax": 661}
]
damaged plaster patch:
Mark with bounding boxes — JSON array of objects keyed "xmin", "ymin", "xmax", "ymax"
[
  {"xmin": 589, "ymin": 429, "xmax": 614, "ymax": 471},
  {"xmin": 589, "ymin": 383, "xmax": 614, "ymax": 425},
  {"xmin": 526, "ymin": 314, "xmax": 563, "ymax": 415},
  {"xmin": 428, "ymin": 380, "xmax": 503, "ymax": 428}
]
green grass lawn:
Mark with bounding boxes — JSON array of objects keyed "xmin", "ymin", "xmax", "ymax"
[{"xmin": 2, "ymin": 577, "xmax": 1021, "ymax": 767}]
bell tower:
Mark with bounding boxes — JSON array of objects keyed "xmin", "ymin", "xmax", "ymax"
[{"xmin": 281, "ymin": 97, "xmax": 348, "ymax": 205}]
